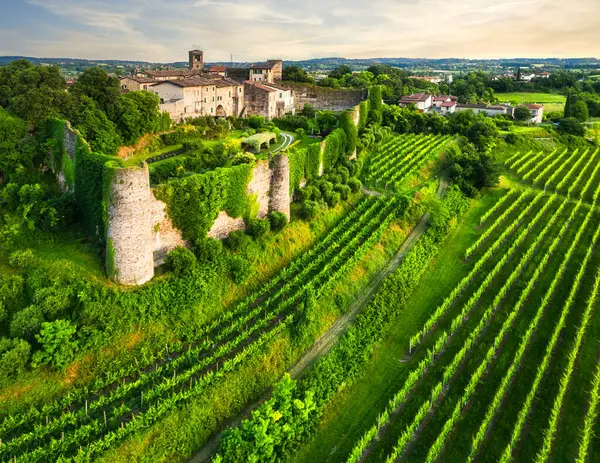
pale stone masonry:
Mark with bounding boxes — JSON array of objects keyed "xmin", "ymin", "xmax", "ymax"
[
  {"xmin": 269, "ymin": 155, "xmax": 291, "ymax": 220},
  {"xmin": 106, "ymin": 165, "xmax": 155, "ymax": 285}
]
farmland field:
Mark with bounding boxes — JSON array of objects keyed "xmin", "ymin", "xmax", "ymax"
[
  {"xmin": 293, "ymin": 147, "xmax": 600, "ymax": 463},
  {"xmin": 495, "ymin": 92, "xmax": 566, "ymax": 113}
]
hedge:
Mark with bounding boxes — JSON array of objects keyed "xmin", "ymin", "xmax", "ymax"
[
  {"xmin": 322, "ymin": 128, "xmax": 347, "ymax": 171},
  {"xmin": 358, "ymin": 100, "xmax": 370, "ymax": 133},
  {"xmin": 339, "ymin": 111, "xmax": 358, "ymax": 156},
  {"xmin": 155, "ymin": 163, "xmax": 253, "ymax": 240}
]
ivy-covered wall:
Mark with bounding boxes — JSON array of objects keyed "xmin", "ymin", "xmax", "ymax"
[
  {"xmin": 44, "ymin": 118, "xmax": 75, "ymax": 192},
  {"xmin": 154, "ymin": 164, "xmax": 253, "ymax": 241},
  {"xmin": 288, "ymin": 144, "xmax": 321, "ymax": 193},
  {"xmin": 74, "ymin": 136, "xmax": 123, "ymax": 243}
]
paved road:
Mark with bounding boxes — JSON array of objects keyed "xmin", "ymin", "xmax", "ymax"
[
  {"xmin": 189, "ymin": 172, "xmax": 449, "ymax": 463},
  {"xmin": 273, "ymin": 132, "xmax": 295, "ymax": 153}
]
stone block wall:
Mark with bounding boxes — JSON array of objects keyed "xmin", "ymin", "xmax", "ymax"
[
  {"xmin": 279, "ymin": 83, "xmax": 366, "ymax": 112},
  {"xmin": 247, "ymin": 160, "xmax": 272, "ymax": 218}
]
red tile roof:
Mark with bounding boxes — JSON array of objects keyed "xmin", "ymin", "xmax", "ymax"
[
  {"xmin": 209, "ymin": 65, "xmax": 227, "ymax": 73},
  {"xmin": 524, "ymin": 104, "xmax": 543, "ymax": 110},
  {"xmin": 440, "ymin": 101, "xmax": 456, "ymax": 107}
]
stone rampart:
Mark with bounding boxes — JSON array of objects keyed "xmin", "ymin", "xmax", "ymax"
[
  {"xmin": 247, "ymin": 160, "xmax": 272, "ymax": 218},
  {"xmin": 279, "ymin": 83, "xmax": 366, "ymax": 112}
]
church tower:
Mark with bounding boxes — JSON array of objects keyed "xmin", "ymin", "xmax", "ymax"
[{"xmin": 189, "ymin": 50, "xmax": 204, "ymax": 70}]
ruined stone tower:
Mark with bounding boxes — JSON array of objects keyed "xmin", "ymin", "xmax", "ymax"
[
  {"xmin": 105, "ymin": 164, "xmax": 155, "ymax": 285},
  {"xmin": 189, "ymin": 49, "xmax": 204, "ymax": 70},
  {"xmin": 269, "ymin": 154, "xmax": 291, "ymax": 220}
]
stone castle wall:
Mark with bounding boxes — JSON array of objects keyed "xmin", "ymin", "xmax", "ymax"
[
  {"xmin": 247, "ymin": 160, "xmax": 272, "ymax": 218},
  {"xmin": 279, "ymin": 83, "xmax": 366, "ymax": 112}
]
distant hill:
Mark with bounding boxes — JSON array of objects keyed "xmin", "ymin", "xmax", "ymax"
[{"xmin": 1, "ymin": 55, "xmax": 599, "ymax": 76}]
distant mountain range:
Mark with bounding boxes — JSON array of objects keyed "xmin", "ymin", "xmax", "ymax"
[{"xmin": 1, "ymin": 55, "xmax": 599, "ymax": 73}]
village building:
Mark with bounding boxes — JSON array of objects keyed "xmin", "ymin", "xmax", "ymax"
[
  {"xmin": 249, "ymin": 60, "xmax": 283, "ymax": 83},
  {"xmin": 189, "ymin": 49, "xmax": 204, "ymax": 70},
  {"xmin": 150, "ymin": 76, "xmax": 245, "ymax": 121},
  {"xmin": 399, "ymin": 92, "xmax": 433, "ymax": 112},
  {"xmin": 209, "ymin": 65, "xmax": 228, "ymax": 77},
  {"xmin": 244, "ymin": 81, "xmax": 295, "ymax": 119},
  {"xmin": 120, "ymin": 75, "xmax": 158, "ymax": 92}
]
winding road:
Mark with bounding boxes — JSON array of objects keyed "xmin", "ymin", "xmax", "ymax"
[
  {"xmin": 272, "ymin": 131, "xmax": 295, "ymax": 153},
  {"xmin": 189, "ymin": 172, "xmax": 449, "ymax": 463}
]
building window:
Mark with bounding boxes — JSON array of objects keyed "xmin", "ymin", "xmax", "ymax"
[
  {"xmin": 239, "ymin": 88, "xmax": 241, "ymax": 93},
  {"xmin": 279, "ymin": 93, "xmax": 282, "ymax": 98},
  {"xmin": 212, "ymin": 96, "xmax": 215, "ymax": 102},
  {"xmin": 229, "ymin": 91, "xmax": 231, "ymax": 97},
  {"xmin": 211, "ymin": 108, "xmax": 213, "ymax": 113}
]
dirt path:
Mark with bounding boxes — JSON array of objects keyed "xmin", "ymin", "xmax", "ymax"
[{"xmin": 189, "ymin": 173, "xmax": 449, "ymax": 463}]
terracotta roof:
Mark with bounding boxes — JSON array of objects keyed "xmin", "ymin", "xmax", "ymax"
[
  {"xmin": 399, "ymin": 92, "xmax": 432, "ymax": 103},
  {"xmin": 456, "ymin": 104, "xmax": 488, "ymax": 109},
  {"xmin": 145, "ymin": 69, "xmax": 203, "ymax": 78},
  {"xmin": 209, "ymin": 65, "xmax": 227, "ymax": 73},
  {"xmin": 244, "ymin": 81, "xmax": 276, "ymax": 93},
  {"xmin": 152, "ymin": 77, "xmax": 214, "ymax": 88},
  {"xmin": 251, "ymin": 62, "xmax": 275, "ymax": 70},
  {"xmin": 524, "ymin": 104, "xmax": 543, "ymax": 110},
  {"xmin": 440, "ymin": 101, "xmax": 457, "ymax": 107},
  {"xmin": 122, "ymin": 75, "xmax": 157, "ymax": 84}
]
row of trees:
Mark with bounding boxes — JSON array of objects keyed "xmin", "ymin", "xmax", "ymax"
[{"xmin": 0, "ymin": 60, "xmax": 170, "ymax": 154}]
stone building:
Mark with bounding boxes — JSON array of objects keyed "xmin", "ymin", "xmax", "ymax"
[
  {"xmin": 120, "ymin": 75, "xmax": 158, "ymax": 92},
  {"xmin": 151, "ymin": 76, "xmax": 245, "ymax": 121},
  {"xmin": 244, "ymin": 81, "xmax": 294, "ymax": 119},
  {"xmin": 249, "ymin": 60, "xmax": 283, "ymax": 83},
  {"xmin": 209, "ymin": 65, "xmax": 228, "ymax": 77}
]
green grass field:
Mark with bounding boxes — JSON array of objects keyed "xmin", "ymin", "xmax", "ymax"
[{"xmin": 495, "ymin": 92, "xmax": 566, "ymax": 113}]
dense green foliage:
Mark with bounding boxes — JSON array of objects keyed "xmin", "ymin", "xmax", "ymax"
[{"xmin": 155, "ymin": 164, "xmax": 253, "ymax": 240}]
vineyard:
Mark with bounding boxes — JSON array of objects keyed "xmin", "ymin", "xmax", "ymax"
[
  {"xmin": 334, "ymin": 152, "xmax": 600, "ymax": 462},
  {"xmin": 0, "ymin": 194, "xmax": 405, "ymax": 462},
  {"xmin": 364, "ymin": 134, "xmax": 451, "ymax": 190}
]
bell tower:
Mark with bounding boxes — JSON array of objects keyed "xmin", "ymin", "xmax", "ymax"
[{"xmin": 189, "ymin": 49, "xmax": 204, "ymax": 70}]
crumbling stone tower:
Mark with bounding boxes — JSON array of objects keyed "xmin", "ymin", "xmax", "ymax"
[{"xmin": 189, "ymin": 49, "xmax": 204, "ymax": 70}]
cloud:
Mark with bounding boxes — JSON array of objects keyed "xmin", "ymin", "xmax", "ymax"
[{"xmin": 3, "ymin": 0, "xmax": 599, "ymax": 61}]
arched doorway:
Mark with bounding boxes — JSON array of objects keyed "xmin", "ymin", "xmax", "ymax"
[{"xmin": 215, "ymin": 105, "xmax": 227, "ymax": 117}]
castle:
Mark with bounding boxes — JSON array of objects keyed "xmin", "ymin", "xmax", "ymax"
[{"xmin": 120, "ymin": 51, "xmax": 294, "ymax": 121}]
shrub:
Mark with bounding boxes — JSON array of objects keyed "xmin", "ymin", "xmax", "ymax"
[
  {"xmin": 248, "ymin": 218, "xmax": 271, "ymax": 238},
  {"xmin": 225, "ymin": 230, "xmax": 251, "ymax": 251},
  {"xmin": 194, "ymin": 238, "xmax": 223, "ymax": 264},
  {"xmin": 325, "ymin": 191, "xmax": 341, "ymax": 207},
  {"xmin": 268, "ymin": 212, "xmax": 288, "ymax": 232},
  {"xmin": 32, "ymin": 319, "xmax": 78, "ymax": 370},
  {"xmin": 348, "ymin": 177, "xmax": 362, "ymax": 193},
  {"xmin": 296, "ymin": 187, "xmax": 312, "ymax": 202},
  {"xmin": 8, "ymin": 249, "xmax": 36, "ymax": 269},
  {"xmin": 302, "ymin": 200, "xmax": 320, "ymax": 220},
  {"xmin": 230, "ymin": 152, "xmax": 256, "ymax": 166},
  {"xmin": 334, "ymin": 184, "xmax": 352, "ymax": 200},
  {"xmin": 228, "ymin": 255, "xmax": 251, "ymax": 284},
  {"xmin": 166, "ymin": 247, "xmax": 197, "ymax": 276},
  {"xmin": 0, "ymin": 338, "xmax": 31, "ymax": 383},
  {"xmin": 10, "ymin": 305, "xmax": 45, "ymax": 340}
]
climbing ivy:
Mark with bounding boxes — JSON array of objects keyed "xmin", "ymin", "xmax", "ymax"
[
  {"xmin": 155, "ymin": 164, "xmax": 253, "ymax": 240},
  {"xmin": 322, "ymin": 128, "xmax": 347, "ymax": 171},
  {"xmin": 288, "ymin": 144, "xmax": 321, "ymax": 193}
]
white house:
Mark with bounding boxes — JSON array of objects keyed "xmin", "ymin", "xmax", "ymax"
[{"xmin": 399, "ymin": 92, "xmax": 433, "ymax": 112}]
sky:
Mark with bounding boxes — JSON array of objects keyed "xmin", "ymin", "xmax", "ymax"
[{"xmin": 0, "ymin": 0, "xmax": 598, "ymax": 62}]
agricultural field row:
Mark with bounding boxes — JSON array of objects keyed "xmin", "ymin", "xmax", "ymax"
[
  {"xmin": 328, "ymin": 173, "xmax": 600, "ymax": 462},
  {"xmin": 506, "ymin": 147, "xmax": 600, "ymax": 201},
  {"xmin": 0, "ymin": 195, "xmax": 406, "ymax": 462},
  {"xmin": 365, "ymin": 134, "xmax": 450, "ymax": 190}
]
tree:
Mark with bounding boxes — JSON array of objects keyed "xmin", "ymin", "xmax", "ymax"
[
  {"xmin": 447, "ymin": 144, "xmax": 499, "ymax": 197},
  {"xmin": 467, "ymin": 118, "xmax": 499, "ymax": 150},
  {"xmin": 513, "ymin": 105, "xmax": 532, "ymax": 122},
  {"xmin": 0, "ymin": 109, "xmax": 34, "ymax": 180},
  {"xmin": 329, "ymin": 65, "xmax": 352, "ymax": 80},
  {"xmin": 557, "ymin": 117, "xmax": 585, "ymax": 136},
  {"xmin": 32, "ymin": 319, "xmax": 78, "ymax": 370},
  {"xmin": 70, "ymin": 67, "xmax": 121, "ymax": 120},
  {"xmin": 368, "ymin": 86, "xmax": 383, "ymax": 125},
  {"xmin": 67, "ymin": 94, "xmax": 120, "ymax": 155},
  {"xmin": 299, "ymin": 103, "xmax": 316, "ymax": 118},
  {"xmin": 571, "ymin": 100, "xmax": 590, "ymax": 122},
  {"xmin": 282, "ymin": 65, "xmax": 314, "ymax": 84},
  {"xmin": 516, "ymin": 67, "xmax": 522, "ymax": 81}
]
